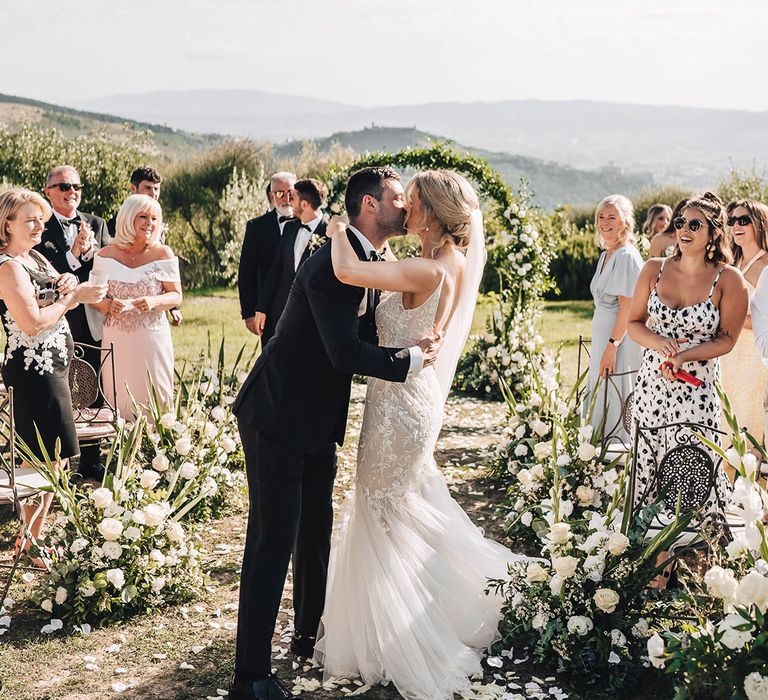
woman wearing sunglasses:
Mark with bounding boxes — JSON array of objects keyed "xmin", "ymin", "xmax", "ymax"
[
  {"xmin": 720, "ymin": 201, "xmax": 768, "ymax": 443},
  {"xmin": 628, "ymin": 192, "xmax": 747, "ymax": 534}
]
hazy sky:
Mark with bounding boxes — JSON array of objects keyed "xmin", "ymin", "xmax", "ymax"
[{"xmin": 4, "ymin": 0, "xmax": 767, "ymax": 110}]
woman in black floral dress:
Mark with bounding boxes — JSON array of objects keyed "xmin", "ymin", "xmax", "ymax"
[{"xmin": 627, "ymin": 192, "xmax": 748, "ymax": 519}]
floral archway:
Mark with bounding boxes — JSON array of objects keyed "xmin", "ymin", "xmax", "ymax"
[{"xmin": 326, "ymin": 142, "xmax": 555, "ymax": 398}]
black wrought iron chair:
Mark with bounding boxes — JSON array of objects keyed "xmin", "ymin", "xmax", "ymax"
[
  {"xmin": 628, "ymin": 420, "xmax": 735, "ymax": 548},
  {"xmin": 0, "ymin": 387, "xmax": 51, "ymax": 603},
  {"xmin": 69, "ymin": 341, "xmax": 119, "ymax": 450},
  {"xmin": 575, "ymin": 335, "xmax": 591, "ymax": 403}
]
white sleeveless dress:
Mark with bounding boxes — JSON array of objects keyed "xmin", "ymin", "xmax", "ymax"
[{"xmin": 314, "ymin": 279, "xmax": 523, "ymax": 700}]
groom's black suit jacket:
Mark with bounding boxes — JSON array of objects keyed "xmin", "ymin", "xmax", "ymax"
[
  {"xmin": 234, "ymin": 229, "xmax": 411, "ymax": 451},
  {"xmin": 254, "ymin": 219, "xmax": 328, "ymax": 343}
]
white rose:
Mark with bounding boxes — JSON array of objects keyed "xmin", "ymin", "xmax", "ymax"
[
  {"xmin": 559, "ymin": 499, "xmax": 574, "ymax": 518},
  {"xmin": 514, "ymin": 425, "xmax": 527, "ymax": 440},
  {"xmin": 140, "ymin": 470, "xmax": 162, "ymax": 489},
  {"xmin": 124, "ymin": 526, "xmax": 141, "ymax": 541},
  {"xmin": 520, "ymin": 511, "xmax": 533, "ymax": 527},
  {"xmin": 610, "ymin": 629, "xmax": 627, "ymax": 647},
  {"xmin": 221, "ymin": 437, "xmax": 237, "ymax": 454},
  {"xmin": 102, "ymin": 541, "xmax": 123, "ymax": 560},
  {"xmin": 556, "ymin": 453, "xmax": 572, "ymax": 467},
  {"xmin": 106, "ymin": 568, "xmax": 125, "ymax": 590},
  {"xmin": 204, "ymin": 421, "xmax": 218, "ymax": 440},
  {"xmin": 533, "ymin": 441, "xmax": 552, "ymax": 461},
  {"xmin": 525, "ymin": 562, "xmax": 549, "ymax": 583},
  {"xmin": 548, "ymin": 522, "xmax": 573, "ymax": 545},
  {"xmin": 179, "ymin": 461, "xmax": 199, "ymax": 480},
  {"xmin": 576, "ymin": 485, "xmax": 596, "ymax": 506},
  {"xmin": 578, "ymin": 425, "xmax": 594, "ymax": 443},
  {"xmin": 70, "ymin": 537, "xmax": 88, "ymax": 555},
  {"xmin": 718, "ymin": 612, "xmax": 754, "ymax": 650},
  {"xmin": 566, "ymin": 615, "xmax": 593, "ymax": 636},
  {"xmin": 142, "ymin": 503, "xmax": 166, "ymax": 527},
  {"xmin": 552, "ymin": 556, "xmax": 579, "ymax": 579},
  {"xmin": 577, "ymin": 442, "xmax": 597, "ymax": 461},
  {"xmin": 514, "ymin": 443, "xmax": 529, "ymax": 457},
  {"xmin": 744, "ymin": 672, "xmax": 768, "ymax": 700},
  {"xmin": 159, "ymin": 412, "xmax": 176, "ymax": 429},
  {"xmin": 175, "ymin": 436, "xmax": 193, "ymax": 456},
  {"xmin": 90, "ymin": 487, "xmax": 113, "ymax": 510},
  {"xmin": 516, "ymin": 469, "xmax": 533, "ymax": 488},
  {"xmin": 151, "ymin": 576, "xmax": 167, "ymax": 593},
  {"xmin": 530, "ymin": 465, "xmax": 545, "ymax": 482},
  {"xmin": 531, "ymin": 612, "xmax": 548, "ymax": 630},
  {"xmin": 584, "ymin": 554, "xmax": 605, "ymax": 580},
  {"xmin": 152, "ymin": 453, "xmax": 170, "ymax": 472},
  {"xmin": 737, "ymin": 571, "xmax": 768, "ymax": 612},
  {"xmin": 150, "ymin": 549, "xmax": 166, "ymax": 566},
  {"xmin": 98, "ymin": 518, "xmax": 124, "ymax": 542},
  {"xmin": 704, "ymin": 565, "xmax": 739, "ymax": 602},
  {"xmin": 549, "ymin": 575, "xmax": 564, "ymax": 596},
  {"xmin": 41, "ymin": 599, "xmax": 53, "ymax": 612},
  {"xmin": 593, "ymin": 588, "xmax": 620, "ymax": 613},
  {"xmin": 103, "ymin": 502, "xmax": 124, "ymax": 518},
  {"xmin": 647, "ymin": 633, "xmax": 666, "ymax": 668},
  {"xmin": 165, "ymin": 521, "xmax": 185, "ymax": 543},
  {"xmin": 606, "ymin": 532, "xmax": 630, "ymax": 557},
  {"xmin": 531, "ymin": 419, "xmax": 549, "ymax": 437},
  {"xmin": 632, "ymin": 618, "xmax": 650, "ymax": 638},
  {"xmin": 55, "ymin": 587, "xmax": 68, "ymax": 605},
  {"xmin": 80, "ymin": 582, "xmax": 96, "ymax": 597},
  {"xmin": 211, "ymin": 406, "xmax": 227, "ymax": 423}
]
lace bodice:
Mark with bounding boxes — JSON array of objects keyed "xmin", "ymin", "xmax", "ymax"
[
  {"xmin": 95, "ymin": 256, "xmax": 180, "ymax": 333},
  {"xmin": 375, "ymin": 278, "xmax": 443, "ymax": 347}
]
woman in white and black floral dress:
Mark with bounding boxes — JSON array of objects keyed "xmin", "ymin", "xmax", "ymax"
[
  {"xmin": 628, "ymin": 192, "xmax": 748, "ymax": 518},
  {"xmin": 0, "ymin": 189, "xmax": 106, "ymax": 555}
]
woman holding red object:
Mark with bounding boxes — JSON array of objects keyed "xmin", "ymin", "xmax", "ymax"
[{"xmin": 627, "ymin": 192, "xmax": 747, "ymax": 521}]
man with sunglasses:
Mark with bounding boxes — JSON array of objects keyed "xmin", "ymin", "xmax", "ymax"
[
  {"xmin": 238, "ymin": 171, "xmax": 297, "ymax": 340},
  {"xmin": 37, "ymin": 164, "xmax": 110, "ymax": 481}
]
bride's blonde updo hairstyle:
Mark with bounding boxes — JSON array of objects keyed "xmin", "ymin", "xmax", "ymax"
[
  {"xmin": 114, "ymin": 194, "xmax": 163, "ymax": 248},
  {"xmin": 405, "ymin": 170, "xmax": 480, "ymax": 251}
]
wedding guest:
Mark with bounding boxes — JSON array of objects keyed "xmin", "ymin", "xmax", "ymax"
[
  {"xmin": 584, "ymin": 195, "xmax": 643, "ymax": 444},
  {"xmin": 253, "ymin": 179, "xmax": 328, "ymax": 344},
  {"xmin": 36, "ymin": 165, "xmax": 110, "ymax": 480},
  {"xmin": 727, "ymin": 200, "xmax": 768, "ymax": 441},
  {"xmin": 90, "ymin": 195, "xmax": 181, "ymax": 420},
  {"xmin": 266, "ymin": 183, "xmax": 274, "ymax": 212},
  {"xmin": 106, "ymin": 166, "xmax": 181, "ymax": 327},
  {"xmin": 646, "ymin": 204, "xmax": 674, "ymax": 257},
  {"xmin": 238, "ymin": 171, "xmax": 296, "ymax": 337},
  {"xmin": 0, "ymin": 189, "xmax": 106, "ymax": 560},
  {"xmin": 628, "ymin": 192, "xmax": 747, "ymax": 521}
]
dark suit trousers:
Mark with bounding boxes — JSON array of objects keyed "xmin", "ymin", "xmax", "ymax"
[{"xmin": 235, "ymin": 401, "xmax": 337, "ymax": 679}]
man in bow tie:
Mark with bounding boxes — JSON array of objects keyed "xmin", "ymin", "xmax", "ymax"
[
  {"xmin": 238, "ymin": 171, "xmax": 297, "ymax": 339},
  {"xmin": 252, "ymin": 178, "xmax": 328, "ymax": 344},
  {"xmin": 37, "ymin": 164, "xmax": 110, "ymax": 480}
]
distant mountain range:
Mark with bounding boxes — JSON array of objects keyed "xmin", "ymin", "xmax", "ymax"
[{"xmin": 70, "ymin": 90, "xmax": 768, "ymax": 187}]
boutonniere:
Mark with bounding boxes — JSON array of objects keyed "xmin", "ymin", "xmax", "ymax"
[{"xmin": 307, "ymin": 232, "xmax": 326, "ymax": 254}]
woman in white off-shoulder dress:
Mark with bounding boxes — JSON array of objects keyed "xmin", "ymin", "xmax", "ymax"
[
  {"xmin": 90, "ymin": 194, "xmax": 182, "ymax": 420},
  {"xmin": 314, "ymin": 171, "xmax": 526, "ymax": 700}
]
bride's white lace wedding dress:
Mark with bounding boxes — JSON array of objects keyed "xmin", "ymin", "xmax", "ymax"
[{"xmin": 314, "ymin": 276, "xmax": 524, "ymax": 700}]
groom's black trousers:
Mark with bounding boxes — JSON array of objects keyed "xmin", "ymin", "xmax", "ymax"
[{"xmin": 235, "ymin": 404, "xmax": 337, "ymax": 680}]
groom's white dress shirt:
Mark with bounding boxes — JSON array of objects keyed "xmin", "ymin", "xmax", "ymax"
[
  {"xmin": 347, "ymin": 224, "xmax": 423, "ymax": 376},
  {"xmin": 293, "ymin": 212, "xmax": 323, "ymax": 271},
  {"xmin": 54, "ymin": 210, "xmax": 94, "ymax": 272},
  {"xmin": 751, "ymin": 267, "xmax": 768, "ymax": 367}
]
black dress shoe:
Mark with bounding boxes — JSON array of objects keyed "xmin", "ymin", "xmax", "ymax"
[
  {"xmin": 229, "ymin": 673, "xmax": 291, "ymax": 700},
  {"xmin": 290, "ymin": 633, "xmax": 316, "ymax": 659}
]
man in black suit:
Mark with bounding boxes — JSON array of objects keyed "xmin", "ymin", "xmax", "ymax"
[
  {"xmin": 37, "ymin": 165, "xmax": 110, "ymax": 479},
  {"xmin": 229, "ymin": 167, "xmax": 441, "ymax": 700},
  {"xmin": 253, "ymin": 178, "xmax": 328, "ymax": 344},
  {"xmin": 238, "ymin": 171, "xmax": 296, "ymax": 338}
]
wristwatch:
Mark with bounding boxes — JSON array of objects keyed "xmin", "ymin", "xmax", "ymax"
[{"xmin": 608, "ymin": 337, "xmax": 622, "ymax": 347}]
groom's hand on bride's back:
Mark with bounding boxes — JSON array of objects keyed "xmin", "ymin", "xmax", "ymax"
[{"xmin": 417, "ymin": 330, "xmax": 445, "ymax": 367}]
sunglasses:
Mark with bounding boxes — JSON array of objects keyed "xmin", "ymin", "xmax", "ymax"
[
  {"xmin": 47, "ymin": 182, "xmax": 83, "ymax": 192},
  {"xmin": 673, "ymin": 216, "xmax": 708, "ymax": 232},
  {"xmin": 727, "ymin": 214, "xmax": 752, "ymax": 227}
]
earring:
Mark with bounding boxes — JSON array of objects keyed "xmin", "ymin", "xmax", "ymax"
[{"xmin": 706, "ymin": 242, "xmax": 715, "ymax": 260}]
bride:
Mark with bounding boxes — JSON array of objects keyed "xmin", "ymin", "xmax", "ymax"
[{"xmin": 314, "ymin": 170, "xmax": 524, "ymax": 700}]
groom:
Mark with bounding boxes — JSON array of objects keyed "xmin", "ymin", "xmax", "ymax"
[{"xmin": 231, "ymin": 167, "xmax": 442, "ymax": 700}]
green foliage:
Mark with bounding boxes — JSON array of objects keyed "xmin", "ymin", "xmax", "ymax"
[
  {"xmin": 0, "ymin": 123, "xmax": 154, "ymax": 217},
  {"xmin": 717, "ymin": 165, "xmax": 768, "ymax": 205},
  {"xmin": 544, "ymin": 213, "xmax": 600, "ymax": 300}
]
